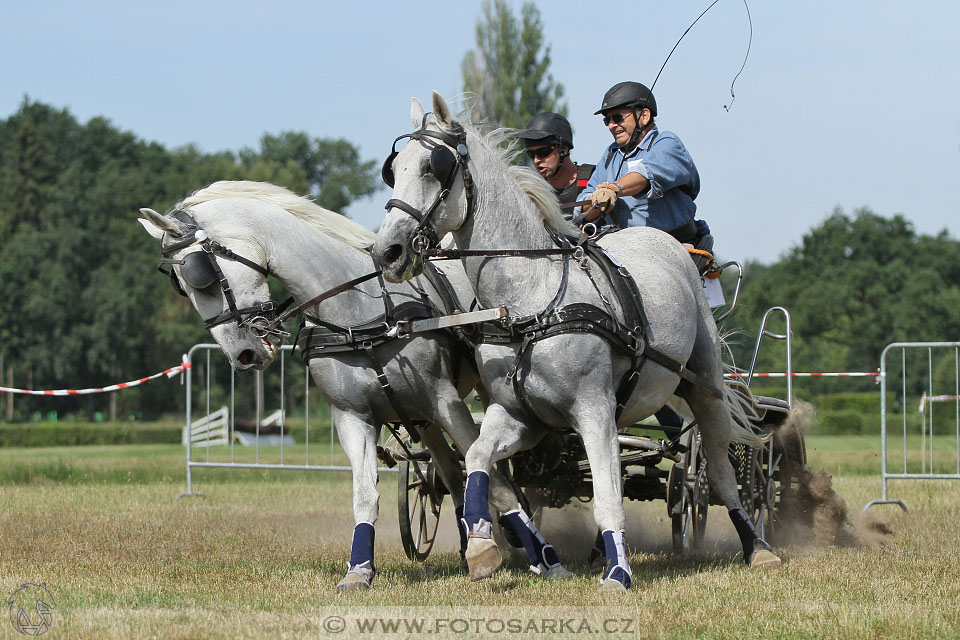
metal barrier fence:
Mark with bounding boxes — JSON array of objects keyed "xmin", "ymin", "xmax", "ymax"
[
  {"xmin": 178, "ymin": 343, "xmax": 396, "ymax": 498},
  {"xmin": 864, "ymin": 341, "xmax": 960, "ymax": 512}
]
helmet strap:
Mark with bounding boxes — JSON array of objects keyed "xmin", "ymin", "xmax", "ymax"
[{"xmin": 620, "ymin": 108, "xmax": 652, "ymax": 152}]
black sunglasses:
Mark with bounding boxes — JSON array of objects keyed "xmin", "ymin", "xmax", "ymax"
[
  {"xmin": 525, "ymin": 145, "xmax": 557, "ymax": 160},
  {"xmin": 602, "ymin": 112, "xmax": 631, "ymax": 126}
]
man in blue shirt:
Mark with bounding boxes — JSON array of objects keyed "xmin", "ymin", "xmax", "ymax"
[{"xmin": 577, "ymin": 81, "xmax": 707, "ymax": 245}]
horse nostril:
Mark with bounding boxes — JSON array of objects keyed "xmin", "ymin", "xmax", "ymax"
[
  {"xmin": 383, "ymin": 244, "xmax": 403, "ymax": 265},
  {"xmin": 238, "ymin": 349, "xmax": 254, "ymax": 365}
]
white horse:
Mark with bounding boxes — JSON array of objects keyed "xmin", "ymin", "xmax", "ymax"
[
  {"xmin": 138, "ymin": 181, "xmax": 571, "ymax": 593},
  {"xmin": 373, "ymin": 93, "xmax": 782, "ymax": 592}
]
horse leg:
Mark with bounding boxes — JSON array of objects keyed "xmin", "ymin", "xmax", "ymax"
[
  {"xmin": 416, "ymin": 423, "xmax": 468, "ymax": 569},
  {"xmin": 330, "ymin": 408, "xmax": 382, "ymax": 593},
  {"xmin": 461, "ymin": 404, "xmax": 565, "ymax": 581},
  {"xmin": 575, "ymin": 407, "xmax": 633, "ymax": 592},
  {"xmin": 683, "ymin": 347, "xmax": 782, "ymax": 569},
  {"xmin": 430, "ymin": 390, "xmax": 556, "ymax": 576}
]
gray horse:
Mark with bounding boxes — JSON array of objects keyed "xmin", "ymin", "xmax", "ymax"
[
  {"xmin": 373, "ymin": 93, "xmax": 781, "ymax": 593},
  {"xmin": 138, "ymin": 181, "xmax": 571, "ymax": 592}
]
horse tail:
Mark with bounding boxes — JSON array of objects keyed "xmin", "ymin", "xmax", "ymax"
[
  {"xmin": 716, "ymin": 331, "xmax": 765, "ymax": 447},
  {"xmin": 722, "ymin": 382, "xmax": 765, "ymax": 447}
]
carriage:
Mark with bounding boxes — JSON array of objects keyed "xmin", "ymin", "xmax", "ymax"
[{"xmin": 385, "ymin": 278, "xmax": 807, "ymax": 563}]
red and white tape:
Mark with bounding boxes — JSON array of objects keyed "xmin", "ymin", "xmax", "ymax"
[
  {"xmin": 725, "ymin": 372, "xmax": 879, "ymax": 378},
  {"xmin": 0, "ymin": 359, "xmax": 191, "ymax": 396}
]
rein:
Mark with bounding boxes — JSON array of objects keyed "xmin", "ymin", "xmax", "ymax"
[{"xmin": 257, "ymin": 269, "xmax": 383, "ymax": 338}]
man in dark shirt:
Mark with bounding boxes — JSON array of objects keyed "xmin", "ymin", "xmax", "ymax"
[{"xmin": 517, "ymin": 112, "xmax": 595, "ymax": 210}]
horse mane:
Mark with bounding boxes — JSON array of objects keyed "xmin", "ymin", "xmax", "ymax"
[
  {"xmin": 433, "ymin": 110, "xmax": 574, "ymax": 235},
  {"xmin": 179, "ymin": 181, "xmax": 376, "ymax": 250}
]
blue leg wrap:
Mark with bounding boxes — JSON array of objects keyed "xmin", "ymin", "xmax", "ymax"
[
  {"xmin": 502, "ymin": 510, "xmax": 560, "ymax": 573},
  {"xmin": 601, "ymin": 529, "xmax": 632, "ymax": 589},
  {"xmin": 462, "ymin": 471, "xmax": 492, "ymax": 536},
  {"xmin": 348, "ymin": 522, "xmax": 376, "ymax": 574}
]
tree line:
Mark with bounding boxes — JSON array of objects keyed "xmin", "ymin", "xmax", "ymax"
[
  {"xmin": 0, "ymin": 99, "xmax": 379, "ymax": 420},
  {"xmin": 2, "ymin": 0, "xmax": 957, "ymax": 421}
]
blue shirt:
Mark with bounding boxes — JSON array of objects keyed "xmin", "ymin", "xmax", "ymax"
[{"xmin": 577, "ymin": 125, "xmax": 699, "ymax": 231}]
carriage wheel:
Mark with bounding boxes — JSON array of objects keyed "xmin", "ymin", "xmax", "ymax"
[
  {"xmin": 397, "ymin": 458, "xmax": 444, "ymax": 562},
  {"xmin": 670, "ymin": 428, "xmax": 709, "ymax": 553},
  {"xmin": 761, "ymin": 427, "xmax": 808, "ymax": 542},
  {"xmin": 739, "ymin": 428, "xmax": 807, "ymax": 542},
  {"xmin": 731, "ymin": 442, "xmax": 760, "ymax": 523}
]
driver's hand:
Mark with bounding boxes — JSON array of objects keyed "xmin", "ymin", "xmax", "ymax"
[{"xmin": 589, "ymin": 182, "xmax": 620, "ymax": 212}]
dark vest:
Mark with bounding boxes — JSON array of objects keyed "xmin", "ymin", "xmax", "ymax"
[{"xmin": 556, "ymin": 163, "xmax": 596, "ymax": 207}]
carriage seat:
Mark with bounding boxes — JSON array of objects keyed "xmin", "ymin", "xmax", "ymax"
[
  {"xmin": 725, "ymin": 378, "xmax": 791, "ymax": 426},
  {"xmin": 752, "ymin": 395, "xmax": 790, "ymax": 415},
  {"xmin": 750, "ymin": 394, "xmax": 791, "ymax": 428}
]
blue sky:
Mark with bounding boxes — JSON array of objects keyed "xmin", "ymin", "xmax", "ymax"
[{"xmin": 3, "ymin": 1, "xmax": 957, "ymax": 264}]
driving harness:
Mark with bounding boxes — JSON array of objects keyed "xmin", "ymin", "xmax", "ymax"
[
  {"xmin": 381, "ymin": 120, "xmax": 723, "ymax": 432},
  {"xmin": 295, "ymin": 257, "xmax": 472, "ymax": 447},
  {"xmin": 157, "ymin": 210, "xmax": 292, "ymax": 334},
  {"xmin": 473, "ymin": 230, "xmax": 722, "ymax": 430}
]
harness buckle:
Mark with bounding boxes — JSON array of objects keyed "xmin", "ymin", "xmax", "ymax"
[{"xmin": 395, "ymin": 320, "xmax": 411, "ymax": 338}]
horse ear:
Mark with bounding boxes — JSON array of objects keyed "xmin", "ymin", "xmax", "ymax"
[
  {"xmin": 432, "ymin": 91, "xmax": 452, "ymax": 127},
  {"xmin": 410, "ymin": 97, "xmax": 426, "ymax": 127},
  {"xmin": 139, "ymin": 207, "xmax": 179, "ymax": 239}
]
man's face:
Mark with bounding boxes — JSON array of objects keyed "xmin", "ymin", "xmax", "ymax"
[
  {"xmin": 602, "ymin": 108, "xmax": 638, "ymax": 147},
  {"xmin": 525, "ymin": 143, "xmax": 561, "ymax": 179}
]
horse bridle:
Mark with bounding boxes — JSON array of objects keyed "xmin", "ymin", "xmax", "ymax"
[
  {"xmin": 381, "ymin": 116, "xmax": 475, "ymax": 253},
  {"xmin": 157, "ymin": 210, "xmax": 292, "ymax": 336}
]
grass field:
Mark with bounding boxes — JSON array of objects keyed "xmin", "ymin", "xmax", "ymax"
[{"xmin": 1, "ymin": 435, "xmax": 958, "ymax": 638}]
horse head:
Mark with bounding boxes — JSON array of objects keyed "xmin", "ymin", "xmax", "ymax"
[
  {"xmin": 374, "ymin": 91, "xmax": 471, "ymax": 283},
  {"xmin": 138, "ymin": 203, "xmax": 282, "ymax": 371}
]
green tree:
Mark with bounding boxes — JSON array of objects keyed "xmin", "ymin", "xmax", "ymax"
[
  {"xmin": 0, "ymin": 99, "xmax": 381, "ymax": 420},
  {"xmin": 461, "ymin": 0, "xmax": 566, "ymax": 130},
  {"xmin": 240, "ymin": 132, "xmax": 379, "ymax": 212},
  {"xmin": 725, "ymin": 207, "xmax": 960, "ymax": 384}
]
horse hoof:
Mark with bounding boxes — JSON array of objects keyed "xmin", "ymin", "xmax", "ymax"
[
  {"xmin": 599, "ymin": 578, "xmax": 628, "ymax": 594},
  {"xmin": 541, "ymin": 564, "xmax": 574, "ymax": 581},
  {"xmin": 749, "ymin": 548, "xmax": 783, "ymax": 569},
  {"xmin": 748, "ymin": 540, "xmax": 783, "ymax": 569},
  {"xmin": 587, "ymin": 548, "xmax": 606, "ymax": 575},
  {"xmin": 336, "ymin": 572, "xmax": 372, "ymax": 594},
  {"xmin": 466, "ymin": 536, "xmax": 502, "ymax": 581}
]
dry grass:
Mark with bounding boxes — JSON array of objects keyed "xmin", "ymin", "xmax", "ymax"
[{"xmin": 1, "ymin": 438, "xmax": 958, "ymax": 638}]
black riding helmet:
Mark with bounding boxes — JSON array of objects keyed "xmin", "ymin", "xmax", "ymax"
[
  {"xmin": 595, "ymin": 81, "xmax": 657, "ymax": 117},
  {"xmin": 517, "ymin": 112, "xmax": 574, "ymax": 149}
]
